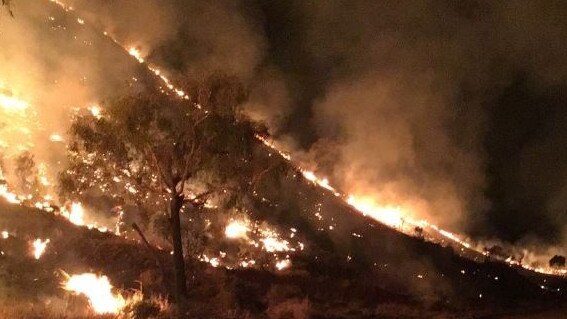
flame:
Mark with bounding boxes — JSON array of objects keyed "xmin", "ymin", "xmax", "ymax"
[
  {"xmin": 302, "ymin": 170, "xmax": 338, "ymax": 195},
  {"xmin": 275, "ymin": 259, "xmax": 291, "ymax": 271},
  {"xmin": 32, "ymin": 238, "xmax": 50, "ymax": 259},
  {"xmin": 0, "ymin": 183, "xmax": 20, "ymax": 204},
  {"xmin": 346, "ymin": 195, "xmax": 406, "ymax": 228},
  {"xmin": 128, "ymin": 47, "xmax": 144, "ymax": 63},
  {"xmin": 225, "ymin": 220, "xmax": 250, "ymax": 239},
  {"xmin": 38, "ymin": 0, "xmax": 567, "ymax": 277},
  {"xmin": 255, "ymin": 135, "xmax": 567, "ymax": 276},
  {"xmin": 260, "ymin": 236, "xmax": 291, "ymax": 253},
  {"xmin": 63, "ymin": 273, "xmax": 125, "ymax": 314},
  {"xmin": 88, "ymin": 104, "xmax": 102, "ymax": 119},
  {"xmin": 0, "ymin": 83, "xmax": 36, "ymax": 154},
  {"xmin": 200, "ymin": 254, "xmax": 221, "ymax": 268},
  {"xmin": 0, "ymin": 91, "xmax": 28, "ymax": 112},
  {"xmin": 220, "ymin": 218, "xmax": 302, "ymax": 269},
  {"xmin": 61, "ymin": 202, "xmax": 85, "ymax": 226}
]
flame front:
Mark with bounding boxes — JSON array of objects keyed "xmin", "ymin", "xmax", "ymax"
[
  {"xmin": 63, "ymin": 273, "xmax": 125, "ymax": 314},
  {"xmin": 0, "ymin": 0, "xmax": 556, "ymax": 278},
  {"xmin": 346, "ymin": 195, "xmax": 406, "ymax": 228},
  {"xmin": 0, "ymin": 183, "xmax": 20, "ymax": 204},
  {"xmin": 128, "ymin": 47, "xmax": 144, "ymax": 63}
]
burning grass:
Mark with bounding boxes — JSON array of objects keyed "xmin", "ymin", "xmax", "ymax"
[
  {"xmin": 0, "ymin": 294, "xmax": 170, "ymax": 319},
  {"xmin": 0, "ymin": 299, "xmax": 114, "ymax": 319},
  {"xmin": 0, "ymin": 2, "xmax": 564, "ymax": 317}
]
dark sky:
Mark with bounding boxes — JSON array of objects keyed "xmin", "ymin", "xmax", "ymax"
[{"xmin": 58, "ymin": 0, "xmax": 567, "ymax": 245}]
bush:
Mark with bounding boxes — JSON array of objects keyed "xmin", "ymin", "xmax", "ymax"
[
  {"xmin": 119, "ymin": 293, "xmax": 170, "ymax": 319},
  {"xmin": 265, "ymin": 284, "xmax": 309, "ymax": 319},
  {"xmin": 266, "ymin": 298, "xmax": 309, "ymax": 319}
]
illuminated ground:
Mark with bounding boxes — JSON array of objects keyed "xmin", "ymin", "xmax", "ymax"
[{"xmin": 1, "ymin": 194, "xmax": 566, "ymax": 318}]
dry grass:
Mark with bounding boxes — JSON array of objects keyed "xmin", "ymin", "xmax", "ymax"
[
  {"xmin": 0, "ymin": 293, "xmax": 171, "ymax": 319},
  {"xmin": 0, "ymin": 298, "xmax": 113, "ymax": 319}
]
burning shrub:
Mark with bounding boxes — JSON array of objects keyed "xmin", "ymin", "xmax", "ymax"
[
  {"xmin": 118, "ymin": 294, "xmax": 170, "ymax": 319},
  {"xmin": 414, "ymin": 226, "xmax": 424, "ymax": 238}
]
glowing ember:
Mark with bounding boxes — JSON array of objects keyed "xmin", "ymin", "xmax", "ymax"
[
  {"xmin": 275, "ymin": 259, "xmax": 291, "ymax": 271},
  {"xmin": 200, "ymin": 254, "xmax": 221, "ymax": 268},
  {"xmin": 225, "ymin": 220, "xmax": 250, "ymax": 239},
  {"xmin": 63, "ymin": 273, "xmax": 125, "ymax": 314},
  {"xmin": 240, "ymin": 259, "xmax": 256, "ymax": 268},
  {"xmin": 88, "ymin": 104, "xmax": 102, "ymax": 119},
  {"xmin": 261, "ymin": 236, "xmax": 291, "ymax": 253},
  {"xmin": 32, "ymin": 238, "xmax": 50, "ymax": 259}
]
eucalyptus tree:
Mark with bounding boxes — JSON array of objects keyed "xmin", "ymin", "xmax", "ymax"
[{"xmin": 60, "ymin": 75, "xmax": 259, "ymax": 312}]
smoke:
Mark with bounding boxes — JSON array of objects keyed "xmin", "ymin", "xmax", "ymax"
[
  {"xmin": 261, "ymin": 0, "xmax": 503, "ymax": 231},
  {"xmin": 0, "ymin": 0, "xmax": 141, "ymax": 191},
  {"xmin": 266, "ymin": 0, "xmax": 567, "ymax": 246},
  {"xmin": 60, "ymin": 0, "xmax": 294, "ymax": 135},
  {"xmin": 2, "ymin": 0, "xmax": 567, "ymax": 252}
]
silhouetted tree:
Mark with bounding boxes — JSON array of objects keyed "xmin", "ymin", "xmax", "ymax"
[
  {"xmin": 59, "ymin": 75, "xmax": 258, "ymax": 315},
  {"xmin": 549, "ymin": 255, "xmax": 566, "ymax": 268},
  {"xmin": 14, "ymin": 151, "xmax": 41, "ymax": 198}
]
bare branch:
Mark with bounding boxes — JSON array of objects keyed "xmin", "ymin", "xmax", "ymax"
[{"xmin": 145, "ymin": 142, "xmax": 174, "ymax": 189}]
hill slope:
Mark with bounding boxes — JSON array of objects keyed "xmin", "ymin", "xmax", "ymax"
[{"xmin": 2, "ymin": 179, "xmax": 567, "ymax": 319}]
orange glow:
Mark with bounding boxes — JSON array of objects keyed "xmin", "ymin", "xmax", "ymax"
[
  {"xmin": 63, "ymin": 273, "xmax": 125, "ymax": 314},
  {"xmin": 32, "ymin": 238, "xmax": 50, "ymax": 259}
]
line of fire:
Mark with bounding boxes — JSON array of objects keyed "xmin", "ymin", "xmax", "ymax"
[{"xmin": 0, "ymin": 1, "xmax": 566, "ymax": 318}]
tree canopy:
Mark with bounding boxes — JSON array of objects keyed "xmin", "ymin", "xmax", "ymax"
[
  {"xmin": 59, "ymin": 74, "xmax": 261, "ymax": 310},
  {"xmin": 60, "ymin": 75, "xmax": 256, "ymax": 211}
]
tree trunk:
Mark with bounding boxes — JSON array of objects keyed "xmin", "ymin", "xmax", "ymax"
[{"xmin": 169, "ymin": 192, "xmax": 188, "ymax": 314}]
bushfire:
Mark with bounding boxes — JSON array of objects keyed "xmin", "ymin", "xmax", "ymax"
[
  {"xmin": 8, "ymin": 0, "xmax": 567, "ymax": 278},
  {"xmin": 63, "ymin": 272, "xmax": 126, "ymax": 314},
  {"xmin": 0, "ymin": 9, "xmax": 563, "ymax": 319},
  {"xmin": 256, "ymin": 135, "xmax": 567, "ymax": 277}
]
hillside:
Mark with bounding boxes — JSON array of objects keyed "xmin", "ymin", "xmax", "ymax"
[
  {"xmin": 1, "ymin": 2, "xmax": 566, "ymax": 318},
  {"xmin": 2, "ymin": 183, "xmax": 566, "ymax": 318}
]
